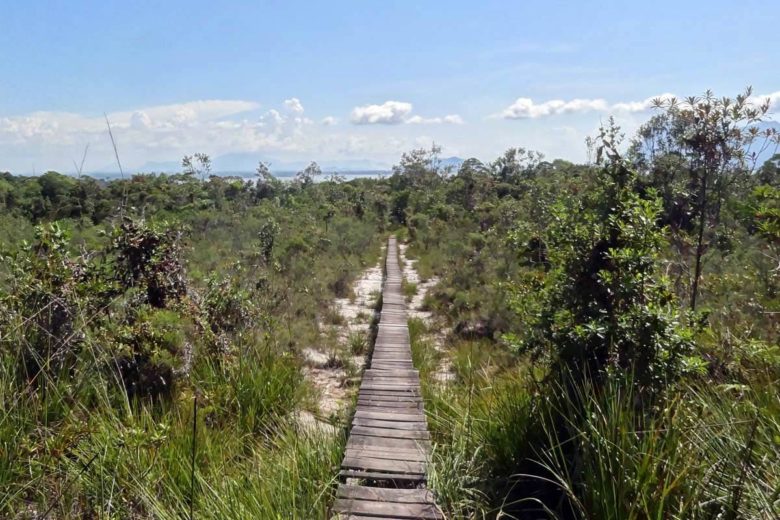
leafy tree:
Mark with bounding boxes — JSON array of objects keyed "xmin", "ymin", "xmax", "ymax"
[
  {"xmin": 490, "ymin": 147, "xmax": 544, "ymax": 183},
  {"xmin": 757, "ymin": 153, "xmax": 780, "ymax": 187},
  {"xmin": 182, "ymin": 153, "xmax": 212, "ymax": 181},
  {"xmin": 509, "ymin": 121, "xmax": 694, "ymax": 400},
  {"xmin": 391, "ymin": 145, "xmax": 445, "ymax": 190},
  {"xmin": 111, "ymin": 218, "xmax": 187, "ymax": 308},
  {"xmin": 254, "ymin": 161, "xmax": 280, "ymax": 200},
  {"xmin": 258, "ymin": 219, "xmax": 280, "ymax": 266},
  {"xmin": 451, "ymin": 158, "xmax": 490, "ymax": 211},
  {"xmin": 295, "ymin": 161, "xmax": 322, "ymax": 187},
  {"xmin": 630, "ymin": 88, "xmax": 780, "ymax": 309}
]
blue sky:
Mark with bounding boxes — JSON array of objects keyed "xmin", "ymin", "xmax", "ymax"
[{"xmin": 1, "ymin": 0, "xmax": 778, "ymax": 173}]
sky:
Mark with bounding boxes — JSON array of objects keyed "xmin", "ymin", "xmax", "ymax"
[{"xmin": 1, "ymin": 0, "xmax": 778, "ymax": 173}]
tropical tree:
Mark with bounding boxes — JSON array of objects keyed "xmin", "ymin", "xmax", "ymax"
[
  {"xmin": 182, "ymin": 153, "xmax": 212, "ymax": 181},
  {"xmin": 629, "ymin": 88, "xmax": 779, "ymax": 309},
  {"xmin": 295, "ymin": 161, "xmax": 322, "ymax": 187},
  {"xmin": 509, "ymin": 120, "xmax": 694, "ymax": 401}
]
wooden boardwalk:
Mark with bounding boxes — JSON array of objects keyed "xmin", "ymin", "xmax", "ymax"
[{"xmin": 333, "ymin": 236, "xmax": 442, "ymax": 520}]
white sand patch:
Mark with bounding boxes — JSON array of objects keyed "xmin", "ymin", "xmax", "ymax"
[
  {"xmin": 333, "ymin": 264, "xmax": 383, "ymax": 338},
  {"xmin": 299, "ymin": 246, "xmax": 385, "ymax": 431},
  {"xmin": 398, "ymin": 242, "xmax": 454, "ymax": 383},
  {"xmin": 302, "ymin": 347, "xmax": 330, "ymax": 366}
]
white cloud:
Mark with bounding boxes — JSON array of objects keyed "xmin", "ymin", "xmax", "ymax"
[
  {"xmin": 350, "ymin": 100, "xmax": 463, "ymax": 126},
  {"xmin": 498, "ymin": 90, "xmax": 780, "ymax": 120},
  {"xmin": 500, "ymin": 97, "xmax": 609, "ymax": 119},
  {"xmin": 351, "ymin": 101, "xmax": 413, "ymax": 125},
  {"xmin": 0, "ymin": 97, "xmax": 460, "ymax": 172},
  {"xmin": 751, "ymin": 91, "xmax": 780, "ymax": 113},
  {"xmin": 612, "ymin": 93, "xmax": 677, "ymax": 113},
  {"xmin": 283, "ymin": 97, "xmax": 305, "ymax": 114},
  {"xmin": 0, "ymin": 99, "xmax": 331, "ymax": 171},
  {"xmin": 407, "ymin": 114, "xmax": 464, "ymax": 125},
  {"xmin": 113, "ymin": 100, "xmax": 261, "ymax": 126}
]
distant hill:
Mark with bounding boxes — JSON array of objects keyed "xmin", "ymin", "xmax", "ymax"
[{"xmin": 439, "ymin": 156, "xmax": 464, "ymax": 170}]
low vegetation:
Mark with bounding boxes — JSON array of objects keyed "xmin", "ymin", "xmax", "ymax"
[{"xmin": 1, "ymin": 89, "xmax": 779, "ymax": 518}]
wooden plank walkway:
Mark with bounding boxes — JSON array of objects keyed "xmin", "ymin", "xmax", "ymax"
[{"xmin": 334, "ymin": 236, "xmax": 443, "ymax": 520}]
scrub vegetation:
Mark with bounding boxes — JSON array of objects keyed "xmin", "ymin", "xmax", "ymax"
[{"xmin": 1, "ymin": 89, "xmax": 779, "ymax": 518}]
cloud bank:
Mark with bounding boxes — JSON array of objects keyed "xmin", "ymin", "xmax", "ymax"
[
  {"xmin": 499, "ymin": 91, "xmax": 780, "ymax": 120},
  {"xmin": 499, "ymin": 94, "xmax": 678, "ymax": 119},
  {"xmin": 350, "ymin": 101, "xmax": 463, "ymax": 126},
  {"xmin": 0, "ymin": 98, "xmax": 461, "ymax": 172}
]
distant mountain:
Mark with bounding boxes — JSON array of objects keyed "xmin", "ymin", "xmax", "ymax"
[{"xmin": 438, "ymin": 156, "xmax": 464, "ymax": 170}]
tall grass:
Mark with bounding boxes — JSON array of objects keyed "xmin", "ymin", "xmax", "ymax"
[
  {"xmin": 533, "ymin": 376, "xmax": 780, "ymax": 519},
  {"xmin": 0, "ymin": 338, "xmax": 344, "ymax": 518},
  {"xmin": 412, "ymin": 315, "xmax": 780, "ymax": 519}
]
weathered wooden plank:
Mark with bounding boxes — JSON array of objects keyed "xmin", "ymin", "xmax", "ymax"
[
  {"xmin": 359, "ymin": 384, "xmax": 419, "ymax": 391},
  {"xmin": 341, "ymin": 456, "xmax": 425, "ymax": 474},
  {"xmin": 347, "ymin": 434, "xmax": 430, "ymax": 451},
  {"xmin": 359, "ymin": 385, "xmax": 418, "ymax": 393},
  {"xmin": 344, "ymin": 448, "xmax": 428, "ymax": 462},
  {"xmin": 333, "ymin": 498, "xmax": 442, "ymax": 519},
  {"xmin": 336, "ymin": 485, "xmax": 435, "ymax": 504},
  {"xmin": 350, "ymin": 426, "xmax": 430, "ymax": 440},
  {"xmin": 356, "ymin": 404, "xmax": 423, "ymax": 413},
  {"xmin": 352, "ymin": 418, "xmax": 428, "ymax": 431},
  {"xmin": 356, "ymin": 394, "xmax": 421, "ymax": 402},
  {"xmin": 360, "ymin": 378, "xmax": 418, "ymax": 384},
  {"xmin": 363, "ymin": 369, "xmax": 418, "ymax": 376},
  {"xmin": 357, "ymin": 391, "xmax": 419, "ymax": 398},
  {"xmin": 357, "ymin": 395, "xmax": 420, "ymax": 403},
  {"xmin": 335, "ymin": 515, "xmax": 399, "ymax": 520},
  {"xmin": 356, "ymin": 392, "xmax": 421, "ymax": 400},
  {"xmin": 336, "ymin": 515, "xmax": 402, "ymax": 520},
  {"xmin": 356, "ymin": 404, "xmax": 421, "ymax": 412},
  {"xmin": 354, "ymin": 410, "xmax": 426, "ymax": 422}
]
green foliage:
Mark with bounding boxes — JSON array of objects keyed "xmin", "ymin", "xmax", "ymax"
[
  {"xmin": 0, "ymin": 167, "xmax": 385, "ymax": 516},
  {"xmin": 629, "ymin": 88, "xmax": 780, "ymax": 309},
  {"xmin": 347, "ymin": 331, "xmax": 367, "ymax": 355},
  {"xmin": 537, "ymin": 377, "xmax": 780, "ymax": 519},
  {"xmin": 1, "ymin": 94, "xmax": 779, "ymax": 517},
  {"xmin": 752, "ymin": 184, "xmax": 780, "ymax": 243},
  {"xmin": 508, "ymin": 126, "xmax": 694, "ymax": 399},
  {"xmin": 111, "ymin": 218, "xmax": 187, "ymax": 308}
]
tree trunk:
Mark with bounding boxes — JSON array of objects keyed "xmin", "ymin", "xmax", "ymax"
[{"xmin": 690, "ymin": 172, "xmax": 708, "ymax": 310}]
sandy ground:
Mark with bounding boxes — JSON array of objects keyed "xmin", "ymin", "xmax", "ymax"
[
  {"xmin": 298, "ymin": 247, "xmax": 385, "ymax": 431},
  {"xmin": 398, "ymin": 243, "xmax": 454, "ymax": 383},
  {"xmin": 298, "ymin": 241, "xmax": 455, "ymax": 432}
]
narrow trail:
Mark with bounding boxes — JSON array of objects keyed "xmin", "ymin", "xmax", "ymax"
[{"xmin": 333, "ymin": 236, "xmax": 443, "ymax": 520}]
